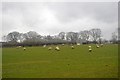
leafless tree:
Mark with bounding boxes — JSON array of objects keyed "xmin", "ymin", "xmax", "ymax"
[
  {"xmin": 6, "ymin": 31, "xmax": 20, "ymax": 42},
  {"xmin": 58, "ymin": 32, "xmax": 66, "ymax": 40},
  {"xmin": 89, "ymin": 28, "xmax": 101, "ymax": 43},
  {"xmin": 66, "ymin": 32, "xmax": 78, "ymax": 43},
  {"xmin": 79, "ymin": 30, "xmax": 90, "ymax": 43},
  {"xmin": 2, "ymin": 35, "xmax": 7, "ymax": 42},
  {"xmin": 111, "ymin": 32, "xmax": 118, "ymax": 43}
]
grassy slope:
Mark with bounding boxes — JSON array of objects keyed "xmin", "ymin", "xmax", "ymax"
[{"xmin": 2, "ymin": 44, "xmax": 118, "ymax": 78}]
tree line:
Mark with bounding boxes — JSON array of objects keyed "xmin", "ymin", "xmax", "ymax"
[{"xmin": 2, "ymin": 28, "xmax": 118, "ymax": 47}]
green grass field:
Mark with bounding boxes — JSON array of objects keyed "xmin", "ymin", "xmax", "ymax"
[{"xmin": 2, "ymin": 44, "xmax": 118, "ymax": 78}]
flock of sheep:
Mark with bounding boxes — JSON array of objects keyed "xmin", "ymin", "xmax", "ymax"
[
  {"xmin": 17, "ymin": 43, "xmax": 104, "ymax": 52},
  {"xmin": 46, "ymin": 44, "xmax": 76, "ymax": 51},
  {"xmin": 88, "ymin": 44, "xmax": 103, "ymax": 52},
  {"xmin": 47, "ymin": 43, "xmax": 104, "ymax": 52}
]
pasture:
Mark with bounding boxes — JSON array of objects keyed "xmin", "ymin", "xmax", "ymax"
[{"xmin": 2, "ymin": 44, "xmax": 118, "ymax": 78}]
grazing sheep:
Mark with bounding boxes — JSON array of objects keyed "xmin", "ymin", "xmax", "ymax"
[
  {"xmin": 101, "ymin": 44, "xmax": 103, "ymax": 47},
  {"xmin": 88, "ymin": 46, "xmax": 92, "ymax": 52},
  {"xmin": 43, "ymin": 45, "xmax": 46, "ymax": 48},
  {"xmin": 55, "ymin": 46, "xmax": 60, "ymax": 51},
  {"xmin": 19, "ymin": 46, "xmax": 22, "ymax": 48},
  {"xmin": 23, "ymin": 47, "xmax": 26, "ymax": 51},
  {"xmin": 88, "ymin": 46, "xmax": 91, "ymax": 48},
  {"xmin": 77, "ymin": 43, "xmax": 80, "ymax": 45},
  {"xmin": 62, "ymin": 44, "xmax": 65, "ymax": 46},
  {"xmin": 16, "ymin": 46, "xmax": 22, "ymax": 49},
  {"xmin": 71, "ymin": 46, "xmax": 74, "ymax": 49},
  {"xmin": 96, "ymin": 44, "xmax": 99, "ymax": 48},
  {"xmin": 89, "ymin": 48, "xmax": 92, "ymax": 52},
  {"xmin": 48, "ymin": 47, "xmax": 52, "ymax": 50},
  {"xmin": 16, "ymin": 46, "xmax": 19, "ymax": 49}
]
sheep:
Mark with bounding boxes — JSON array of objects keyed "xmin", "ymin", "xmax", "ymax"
[
  {"xmin": 62, "ymin": 44, "xmax": 65, "ymax": 46},
  {"xmin": 16, "ymin": 46, "xmax": 22, "ymax": 49},
  {"xmin": 55, "ymin": 46, "xmax": 60, "ymax": 51},
  {"xmin": 19, "ymin": 46, "xmax": 22, "ymax": 48},
  {"xmin": 16, "ymin": 46, "xmax": 19, "ymax": 49},
  {"xmin": 100, "ymin": 44, "xmax": 103, "ymax": 47},
  {"xmin": 88, "ymin": 46, "xmax": 92, "ymax": 52},
  {"xmin": 43, "ymin": 45, "xmax": 46, "ymax": 48},
  {"xmin": 96, "ymin": 44, "xmax": 99, "ymax": 48},
  {"xmin": 23, "ymin": 47, "xmax": 26, "ymax": 51},
  {"xmin": 89, "ymin": 48, "xmax": 92, "ymax": 52},
  {"xmin": 71, "ymin": 46, "xmax": 74, "ymax": 49},
  {"xmin": 77, "ymin": 43, "xmax": 80, "ymax": 45},
  {"xmin": 88, "ymin": 46, "xmax": 91, "ymax": 48},
  {"xmin": 48, "ymin": 47, "xmax": 52, "ymax": 50},
  {"xmin": 96, "ymin": 45, "xmax": 99, "ymax": 48}
]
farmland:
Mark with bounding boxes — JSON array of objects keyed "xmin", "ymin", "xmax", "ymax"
[{"xmin": 2, "ymin": 44, "xmax": 118, "ymax": 78}]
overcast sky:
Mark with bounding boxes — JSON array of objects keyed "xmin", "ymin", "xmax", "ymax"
[{"xmin": 1, "ymin": 2, "xmax": 118, "ymax": 40}]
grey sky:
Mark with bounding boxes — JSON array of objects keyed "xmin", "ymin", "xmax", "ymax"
[{"xmin": 2, "ymin": 2, "xmax": 118, "ymax": 40}]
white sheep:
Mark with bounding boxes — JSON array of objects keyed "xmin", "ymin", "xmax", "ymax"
[
  {"xmin": 62, "ymin": 44, "xmax": 65, "ymax": 46},
  {"xmin": 23, "ymin": 47, "xmax": 26, "ymax": 51},
  {"xmin": 48, "ymin": 47, "xmax": 52, "ymax": 50},
  {"xmin": 71, "ymin": 46, "xmax": 74, "ymax": 49},
  {"xmin": 88, "ymin": 46, "xmax": 91, "ymax": 48},
  {"xmin": 101, "ymin": 44, "xmax": 103, "ymax": 47},
  {"xmin": 19, "ymin": 46, "xmax": 22, "ymax": 48},
  {"xmin": 97, "ymin": 45, "xmax": 99, "ymax": 48},
  {"xmin": 89, "ymin": 48, "xmax": 92, "ymax": 52},
  {"xmin": 88, "ymin": 46, "xmax": 92, "ymax": 52},
  {"xmin": 16, "ymin": 46, "xmax": 22, "ymax": 49},
  {"xmin": 55, "ymin": 46, "xmax": 60, "ymax": 51},
  {"xmin": 96, "ymin": 44, "xmax": 99, "ymax": 48},
  {"xmin": 43, "ymin": 45, "xmax": 46, "ymax": 48},
  {"xmin": 77, "ymin": 43, "xmax": 80, "ymax": 45}
]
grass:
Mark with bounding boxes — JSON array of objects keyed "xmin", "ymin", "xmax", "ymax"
[{"xmin": 2, "ymin": 44, "xmax": 118, "ymax": 78}]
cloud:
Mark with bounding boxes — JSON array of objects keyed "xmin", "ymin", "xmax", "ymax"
[
  {"xmin": 2, "ymin": 2, "xmax": 118, "ymax": 40},
  {"xmin": 45, "ymin": 2, "xmax": 117, "ymax": 23}
]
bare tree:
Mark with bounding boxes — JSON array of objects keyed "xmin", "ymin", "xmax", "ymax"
[
  {"xmin": 66, "ymin": 32, "xmax": 78, "ymax": 43},
  {"xmin": 79, "ymin": 30, "xmax": 90, "ymax": 43},
  {"xmin": 6, "ymin": 31, "xmax": 20, "ymax": 42},
  {"xmin": 17, "ymin": 33, "xmax": 25, "ymax": 43},
  {"xmin": 26, "ymin": 31, "xmax": 39, "ymax": 39},
  {"xmin": 2, "ymin": 35, "xmax": 7, "ymax": 42},
  {"xmin": 58, "ymin": 32, "xmax": 66, "ymax": 40},
  {"xmin": 89, "ymin": 28, "xmax": 101, "ymax": 43},
  {"xmin": 23, "ymin": 33, "xmax": 29, "ymax": 40},
  {"xmin": 45, "ymin": 35, "xmax": 53, "ymax": 40},
  {"xmin": 23, "ymin": 31, "xmax": 39, "ymax": 40},
  {"xmin": 111, "ymin": 32, "xmax": 118, "ymax": 43}
]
